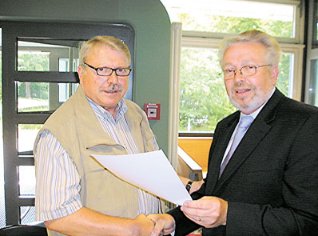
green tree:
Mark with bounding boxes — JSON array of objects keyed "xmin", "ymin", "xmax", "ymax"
[
  {"xmin": 179, "ymin": 47, "xmax": 235, "ymax": 132},
  {"xmin": 17, "ymin": 53, "xmax": 49, "ymax": 100}
]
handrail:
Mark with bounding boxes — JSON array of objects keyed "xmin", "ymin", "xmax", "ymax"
[{"xmin": 177, "ymin": 146, "xmax": 203, "ymax": 180}]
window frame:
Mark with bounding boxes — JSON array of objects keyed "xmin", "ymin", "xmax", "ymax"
[{"xmin": 175, "ymin": 0, "xmax": 305, "ymax": 136}]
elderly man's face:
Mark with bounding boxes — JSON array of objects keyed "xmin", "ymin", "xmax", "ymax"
[
  {"xmin": 222, "ymin": 42, "xmax": 278, "ymax": 114},
  {"xmin": 78, "ymin": 44, "xmax": 130, "ymax": 115}
]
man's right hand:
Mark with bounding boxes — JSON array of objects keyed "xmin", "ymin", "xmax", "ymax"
[
  {"xmin": 132, "ymin": 214, "xmax": 156, "ymax": 236},
  {"xmin": 147, "ymin": 214, "xmax": 175, "ymax": 236}
]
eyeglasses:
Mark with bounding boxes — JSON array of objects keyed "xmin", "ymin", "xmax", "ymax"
[
  {"xmin": 222, "ymin": 64, "xmax": 272, "ymax": 80},
  {"xmin": 84, "ymin": 62, "xmax": 132, "ymax": 76}
]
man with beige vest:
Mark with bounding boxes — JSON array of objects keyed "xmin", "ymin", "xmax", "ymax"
[{"xmin": 34, "ymin": 36, "xmax": 160, "ymax": 236}]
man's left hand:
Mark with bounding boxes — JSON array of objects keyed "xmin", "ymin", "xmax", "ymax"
[{"xmin": 181, "ymin": 196, "xmax": 228, "ymax": 228}]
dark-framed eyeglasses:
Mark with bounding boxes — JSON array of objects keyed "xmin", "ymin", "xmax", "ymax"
[
  {"xmin": 222, "ymin": 64, "xmax": 272, "ymax": 80},
  {"xmin": 84, "ymin": 62, "xmax": 132, "ymax": 76}
]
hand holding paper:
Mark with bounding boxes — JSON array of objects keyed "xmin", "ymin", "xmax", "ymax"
[{"xmin": 91, "ymin": 150, "xmax": 191, "ymax": 206}]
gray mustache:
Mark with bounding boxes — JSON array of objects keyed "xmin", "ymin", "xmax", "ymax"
[{"xmin": 105, "ymin": 84, "xmax": 123, "ymax": 93}]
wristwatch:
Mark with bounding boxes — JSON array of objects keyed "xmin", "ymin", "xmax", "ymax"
[{"xmin": 186, "ymin": 180, "xmax": 193, "ymax": 192}]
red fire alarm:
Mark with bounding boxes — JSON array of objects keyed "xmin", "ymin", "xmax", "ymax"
[{"xmin": 144, "ymin": 103, "xmax": 160, "ymax": 120}]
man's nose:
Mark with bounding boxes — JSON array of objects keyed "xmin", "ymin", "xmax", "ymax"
[
  {"xmin": 233, "ymin": 69, "xmax": 244, "ymax": 80},
  {"xmin": 107, "ymin": 71, "xmax": 118, "ymax": 83}
]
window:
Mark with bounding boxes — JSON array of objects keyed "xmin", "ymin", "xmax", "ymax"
[
  {"xmin": 162, "ymin": 0, "xmax": 304, "ymax": 134},
  {"xmin": 179, "ymin": 39, "xmax": 232, "ymax": 133},
  {"xmin": 162, "ymin": 0, "xmax": 300, "ymax": 40}
]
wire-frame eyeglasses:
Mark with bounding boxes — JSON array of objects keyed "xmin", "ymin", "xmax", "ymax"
[
  {"xmin": 84, "ymin": 62, "xmax": 132, "ymax": 76},
  {"xmin": 223, "ymin": 64, "xmax": 272, "ymax": 80}
]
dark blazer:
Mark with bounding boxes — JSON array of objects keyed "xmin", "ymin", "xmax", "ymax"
[{"xmin": 169, "ymin": 89, "xmax": 318, "ymax": 235}]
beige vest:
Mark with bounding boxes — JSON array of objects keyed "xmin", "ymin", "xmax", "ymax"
[{"xmin": 34, "ymin": 86, "xmax": 158, "ymax": 236}]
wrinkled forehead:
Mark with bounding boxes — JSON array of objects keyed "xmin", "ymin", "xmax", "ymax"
[
  {"xmin": 85, "ymin": 43, "xmax": 131, "ymax": 64},
  {"xmin": 222, "ymin": 42, "xmax": 268, "ymax": 65}
]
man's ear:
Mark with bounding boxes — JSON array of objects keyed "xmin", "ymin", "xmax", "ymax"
[
  {"xmin": 77, "ymin": 65, "xmax": 84, "ymax": 82},
  {"xmin": 271, "ymin": 65, "xmax": 279, "ymax": 85}
]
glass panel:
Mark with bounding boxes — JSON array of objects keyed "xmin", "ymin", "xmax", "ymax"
[
  {"xmin": 162, "ymin": 0, "xmax": 296, "ymax": 38},
  {"xmin": 19, "ymin": 166, "xmax": 35, "ymax": 196},
  {"xmin": 18, "ymin": 124, "xmax": 42, "ymax": 153},
  {"xmin": 313, "ymin": 0, "xmax": 318, "ymax": 48},
  {"xmin": 17, "ymin": 49, "xmax": 50, "ymax": 71},
  {"xmin": 179, "ymin": 47, "xmax": 236, "ymax": 133},
  {"xmin": 277, "ymin": 53, "xmax": 294, "ymax": 97},
  {"xmin": 59, "ymin": 58, "xmax": 79, "ymax": 72},
  {"xmin": 0, "ymin": 28, "xmax": 6, "ymax": 228},
  {"xmin": 308, "ymin": 59, "xmax": 318, "ymax": 106},
  {"xmin": 316, "ymin": 21, "xmax": 318, "ymax": 45},
  {"xmin": 17, "ymin": 38, "xmax": 80, "ymax": 72},
  {"xmin": 17, "ymin": 82, "xmax": 49, "ymax": 112},
  {"xmin": 20, "ymin": 206, "xmax": 36, "ymax": 224},
  {"xmin": 17, "ymin": 82, "xmax": 78, "ymax": 112}
]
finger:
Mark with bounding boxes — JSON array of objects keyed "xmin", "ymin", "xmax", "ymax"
[
  {"xmin": 182, "ymin": 200, "xmax": 193, "ymax": 207},
  {"xmin": 184, "ymin": 199, "xmax": 207, "ymax": 209},
  {"xmin": 183, "ymin": 211, "xmax": 205, "ymax": 225},
  {"xmin": 151, "ymin": 221, "xmax": 164, "ymax": 236},
  {"xmin": 181, "ymin": 205, "xmax": 203, "ymax": 217},
  {"xmin": 183, "ymin": 212, "xmax": 198, "ymax": 222}
]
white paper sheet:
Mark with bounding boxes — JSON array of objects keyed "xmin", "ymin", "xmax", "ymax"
[{"xmin": 91, "ymin": 150, "xmax": 191, "ymax": 206}]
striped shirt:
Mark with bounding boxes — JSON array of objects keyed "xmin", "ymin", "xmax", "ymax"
[{"xmin": 35, "ymin": 99, "xmax": 160, "ymax": 221}]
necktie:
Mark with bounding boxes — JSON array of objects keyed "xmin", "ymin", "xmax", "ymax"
[{"xmin": 219, "ymin": 115, "xmax": 253, "ymax": 176}]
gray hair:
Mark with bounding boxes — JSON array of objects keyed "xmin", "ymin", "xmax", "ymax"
[
  {"xmin": 219, "ymin": 30, "xmax": 281, "ymax": 66},
  {"xmin": 78, "ymin": 35, "xmax": 131, "ymax": 65}
]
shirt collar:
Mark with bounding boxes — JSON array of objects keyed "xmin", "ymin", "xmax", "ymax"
[{"xmin": 87, "ymin": 98, "xmax": 128, "ymax": 122}]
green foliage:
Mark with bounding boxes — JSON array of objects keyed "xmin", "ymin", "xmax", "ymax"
[
  {"xmin": 211, "ymin": 16, "xmax": 293, "ymax": 38},
  {"xmin": 18, "ymin": 82, "xmax": 49, "ymax": 100},
  {"xmin": 17, "ymin": 53, "xmax": 49, "ymax": 100},
  {"xmin": 181, "ymin": 14, "xmax": 293, "ymax": 38},
  {"xmin": 276, "ymin": 53, "xmax": 291, "ymax": 95},
  {"xmin": 18, "ymin": 53, "xmax": 49, "ymax": 71},
  {"xmin": 179, "ymin": 47, "xmax": 236, "ymax": 132}
]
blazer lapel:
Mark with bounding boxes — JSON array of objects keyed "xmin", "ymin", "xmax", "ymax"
[
  {"xmin": 216, "ymin": 119, "xmax": 271, "ymax": 186},
  {"xmin": 204, "ymin": 113, "xmax": 240, "ymax": 194}
]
